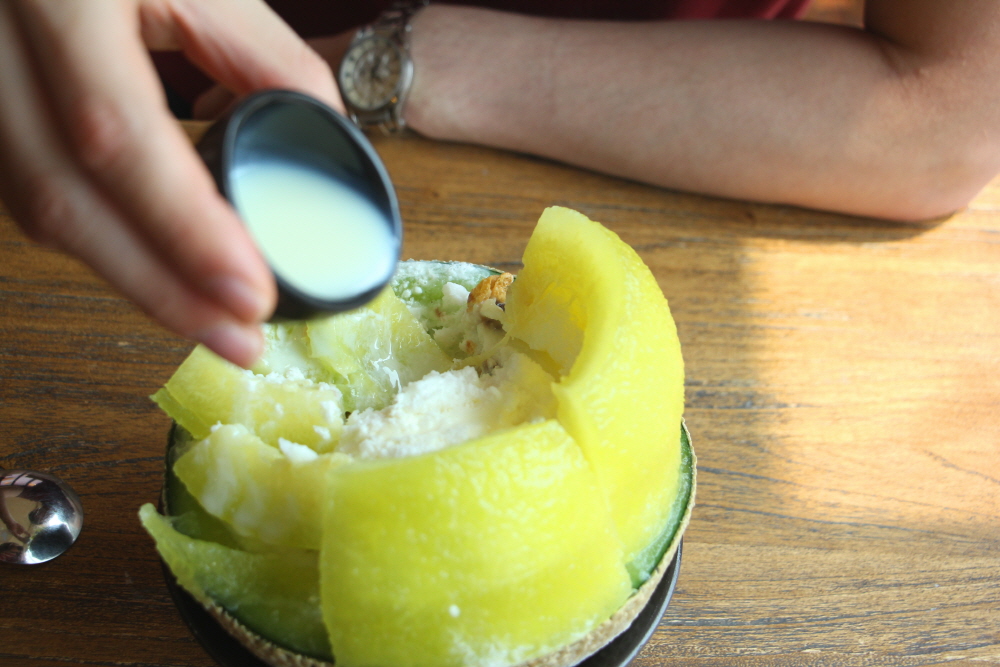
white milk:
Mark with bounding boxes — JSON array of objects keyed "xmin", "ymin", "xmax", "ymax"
[{"xmin": 230, "ymin": 159, "xmax": 397, "ymax": 301}]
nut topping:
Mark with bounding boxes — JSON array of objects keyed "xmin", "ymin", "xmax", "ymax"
[{"xmin": 467, "ymin": 273, "xmax": 514, "ymax": 311}]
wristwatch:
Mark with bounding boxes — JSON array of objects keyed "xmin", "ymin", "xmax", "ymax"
[{"xmin": 338, "ymin": 1, "xmax": 428, "ymax": 134}]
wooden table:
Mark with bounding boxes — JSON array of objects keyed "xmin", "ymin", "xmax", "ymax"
[{"xmin": 1, "ymin": 129, "xmax": 997, "ymax": 666}]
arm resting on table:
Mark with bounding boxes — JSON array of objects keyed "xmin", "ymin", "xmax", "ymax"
[{"xmin": 405, "ymin": 0, "xmax": 1000, "ymax": 221}]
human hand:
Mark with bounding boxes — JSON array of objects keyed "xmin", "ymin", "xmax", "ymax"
[{"xmin": 0, "ymin": 0, "xmax": 342, "ymax": 367}]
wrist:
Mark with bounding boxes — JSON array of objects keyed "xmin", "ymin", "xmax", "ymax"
[
  {"xmin": 338, "ymin": 1, "xmax": 427, "ymax": 134},
  {"xmin": 405, "ymin": 6, "xmax": 554, "ymax": 146},
  {"xmin": 403, "ymin": 4, "xmax": 453, "ymax": 139}
]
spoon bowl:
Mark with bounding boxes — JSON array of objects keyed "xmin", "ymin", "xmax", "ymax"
[{"xmin": 0, "ymin": 469, "xmax": 83, "ymax": 565}]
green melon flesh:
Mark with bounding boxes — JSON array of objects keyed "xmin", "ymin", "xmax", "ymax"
[
  {"xmin": 307, "ymin": 288, "xmax": 453, "ymax": 412},
  {"xmin": 392, "ymin": 260, "xmax": 497, "ymax": 309},
  {"xmin": 139, "ymin": 504, "xmax": 331, "ymax": 660}
]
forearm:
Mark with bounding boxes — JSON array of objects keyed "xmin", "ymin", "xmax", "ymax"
[{"xmin": 405, "ymin": 5, "xmax": 1000, "ymax": 221}]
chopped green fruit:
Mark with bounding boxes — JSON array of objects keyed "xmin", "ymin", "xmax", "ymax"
[
  {"xmin": 253, "ymin": 322, "xmax": 329, "ymax": 381},
  {"xmin": 308, "ymin": 288, "xmax": 453, "ymax": 412},
  {"xmin": 392, "ymin": 260, "xmax": 497, "ymax": 308},
  {"xmin": 164, "ymin": 426, "xmax": 285, "ymax": 553},
  {"xmin": 163, "ymin": 426, "xmax": 245, "ymax": 550}
]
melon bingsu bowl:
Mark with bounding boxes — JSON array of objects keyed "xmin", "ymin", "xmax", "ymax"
[{"xmin": 139, "ymin": 206, "xmax": 695, "ymax": 667}]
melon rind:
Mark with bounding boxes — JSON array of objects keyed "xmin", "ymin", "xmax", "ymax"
[{"xmin": 139, "ymin": 504, "xmax": 332, "ymax": 661}]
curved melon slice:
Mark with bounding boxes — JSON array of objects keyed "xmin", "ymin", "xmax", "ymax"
[
  {"xmin": 320, "ymin": 419, "xmax": 633, "ymax": 667},
  {"xmin": 505, "ymin": 207, "xmax": 685, "ymax": 577},
  {"xmin": 152, "ymin": 345, "xmax": 344, "ymax": 453},
  {"xmin": 173, "ymin": 424, "xmax": 348, "ymax": 550},
  {"xmin": 139, "ymin": 504, "xmax": 331, "ymax": 660}
]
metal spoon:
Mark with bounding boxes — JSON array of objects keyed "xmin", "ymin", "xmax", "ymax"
[{"xmin": 0, "ymin": 468, "xmax": 83, "ymax": 565}]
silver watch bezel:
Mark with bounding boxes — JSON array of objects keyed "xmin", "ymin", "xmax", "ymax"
[
  {"xmin": 337, "ymin": 3, "xmax": 423, "ymax": 134},
  {"xmin": 339, "ymin": 34, "xmax": 407, "ymax": 113}
]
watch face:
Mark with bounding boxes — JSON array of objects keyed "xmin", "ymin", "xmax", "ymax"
[{"xmin": 340, "ymin": 35, "xmax": 404, "ymax": 112}]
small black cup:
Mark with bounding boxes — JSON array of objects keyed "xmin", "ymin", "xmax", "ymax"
[{"xmin": 197, "ymin": 89, "xmax": 402, "ymax": 321}]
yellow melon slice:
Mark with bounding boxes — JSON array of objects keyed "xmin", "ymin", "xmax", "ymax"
[
  {"xmin": 319, "ymin": 419, "xmax": 633, "ymax": 667},
  {"xmin": 505, "ymin": 207, "xmax": 685, "ymax": 577},
  {"xmin": 152, "ymin": 345, "xmax": 344, "ymax": 453}
]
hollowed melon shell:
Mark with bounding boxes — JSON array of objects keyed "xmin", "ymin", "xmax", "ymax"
[
  {"xmin": 155, "ymin": 422, "xmax": 695, "ymax": 667},
  {"xmin": 147, "ymin": 208, "xmax": 695, "ymax": 667}
]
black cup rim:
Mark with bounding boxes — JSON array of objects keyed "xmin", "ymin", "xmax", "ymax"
[{"xmin": 197, "ymin": 89, "xmax": 403, "ymax": 321}]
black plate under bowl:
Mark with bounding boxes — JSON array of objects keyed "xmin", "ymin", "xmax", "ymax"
[{"xmin": 163, "ymin": 542, "xmax": 682, "ymax": 667}]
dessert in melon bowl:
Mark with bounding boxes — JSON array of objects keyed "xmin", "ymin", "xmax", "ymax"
[{"xmin": 139, "ymin": 206, "xmax": 695, "ymax": 667}]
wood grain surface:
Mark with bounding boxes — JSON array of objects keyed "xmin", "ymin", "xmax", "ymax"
[{"xmin": 1, "ymin": 123, "xmax": 998, "ymax": 667}]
